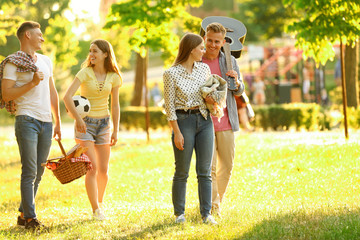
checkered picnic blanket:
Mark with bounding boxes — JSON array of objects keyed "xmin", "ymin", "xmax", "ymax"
[
  {"xmin": 0, "ymin": 51, "xmax": 38, "ymax": 114},
  {"xmin": 71, "ymin": 153, "xmax": 92, "ymax": 170}
]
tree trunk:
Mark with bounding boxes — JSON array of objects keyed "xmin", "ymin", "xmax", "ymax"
[
  {"xmin": 130, "ymin": 53, "xmax": 145, "ymax": 106},
  {"xmin": 345, "ymin": 41, "xmax": 359, "ymax": 108}
]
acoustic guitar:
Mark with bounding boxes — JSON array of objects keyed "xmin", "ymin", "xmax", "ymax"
[
  {"xmin": 201, "ymin": 16, "xmax": 254, "ymax": 120},
  {"xmin": 200, "ymin": 16, "xmax": 247, "ymax": 59},
  {"xmin": 200, "ymin": 16, "xmax": 247, "ymax": 91}
]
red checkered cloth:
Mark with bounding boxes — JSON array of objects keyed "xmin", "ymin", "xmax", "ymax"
[
  {"xmin": 70, "ymin": 153, "xmax": 93, "ymax": 170},
  {"xmin": 0, "ymin": 51, "xmax": 38, "ymax": 115}
]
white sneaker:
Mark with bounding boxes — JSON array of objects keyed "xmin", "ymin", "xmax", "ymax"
[
  {"xmin": 203, "ymin": 215, "xmax": 218, "ymax": 225},
  {"xmin": 211, "ymin": 206, "xmax": 222, "ymax": 219},
  {"xmin": 99, "ymin": 202, "xmax": 105, "ymax": 210},
  {"xmin": 93, "ymin": 208, "xmax": 106, "ymax": 221},
  {"xmin": 175, "ymin": 214, "xmax": 185, "ymax": 223}
]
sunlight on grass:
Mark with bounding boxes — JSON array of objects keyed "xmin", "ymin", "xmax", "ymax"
[{"xmin": 1, "ymin": 126, "xmax": 359, "ymax": 239}]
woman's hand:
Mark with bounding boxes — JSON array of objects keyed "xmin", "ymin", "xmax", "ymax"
[
  {"xmin": 75, "ymin": 118, "xmax": 86, "ymax": 133},
  {"xmin": 110, "ymin": 131, "xmax": 118, "ymax": 146},
  {"xmin": 174, "ymin": 131, "xmax": 184, "ymax": 151}
]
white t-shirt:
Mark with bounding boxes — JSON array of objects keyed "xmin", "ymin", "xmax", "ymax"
[{"xmin": 3, "ymin": 53, "xmax": 53, "ymax": 122}]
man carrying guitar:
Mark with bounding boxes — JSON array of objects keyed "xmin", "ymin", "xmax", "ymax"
[{"xmin": 202, "ymin": 22, "xmax": 245, "ymax": 218}]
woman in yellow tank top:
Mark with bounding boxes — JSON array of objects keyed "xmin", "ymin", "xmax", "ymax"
[{"xmin": 63, "ymin": 39, "xmax": 122, "ymax": 220}]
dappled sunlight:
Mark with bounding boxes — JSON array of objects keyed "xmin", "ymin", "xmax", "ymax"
[{"xmin": 1, "ymin": 129, "xmax": 360, "ymax": 239}]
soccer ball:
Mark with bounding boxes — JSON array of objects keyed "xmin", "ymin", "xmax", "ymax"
[{"xmin": 72, "ymin": 95, "xmax": 91, "ymax": 118}]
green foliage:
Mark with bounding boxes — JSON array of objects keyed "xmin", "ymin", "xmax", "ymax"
[
  {"xmin": 116, "ymin": 103, "xmax": 360, "ymax": 131},
  {"xmin": 0, "ymin": 0, "xmax": 79, "ymax": 74},
  {"xmin": 232, "ymin": 0, "xmax": 297, "ymax": 42},
  {"xmin": 253, "ymin": 103, "xmax": 321, "ymax": 131},
  {"xmin": 105, "ymin": 0, "xmax": 203, "ymax": 67},
  {"xmin": 120, "ymin": 106, "xmax": 168, "ymax": 130},
  {"xmin": 284, "ymin": 0, "xmax": 360, "ymax": 65},
  {"xmin": 0, "ymin": 0, "xmax": 28, "ymax": 46},
  {"xmin": 43, "ymin": 15, "xmax": 80, "ymax": 70}
]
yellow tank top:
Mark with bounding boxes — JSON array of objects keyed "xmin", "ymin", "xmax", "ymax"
[{"xmin": 75, "ymin": 67, "xmax": 122, "ymax": 117}]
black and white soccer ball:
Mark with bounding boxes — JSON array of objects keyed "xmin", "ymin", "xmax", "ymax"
[{"xmin": 72, "ymin": 95, "xmax": 91, "ymax": 118}]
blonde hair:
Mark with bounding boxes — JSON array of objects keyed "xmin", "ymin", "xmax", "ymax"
[
  {"xmin": 173, "ymin": 33, "xmax": 203, "ymax": 66},
  {"xmin": 82, "ymin": 39, "xmax": 121, "ymax": 78},
  {"xmin": 206, "ymin": 22, "xmax": 226, "ymax": 36}
]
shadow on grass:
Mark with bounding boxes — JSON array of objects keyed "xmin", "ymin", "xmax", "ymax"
[
  {"xmin": 0, "ymin": 217, "xmax": 181, "ymax": 239},
  {"xmin": 112, "ymin": 217, "xmax": 181, "ymax": 240},
  {"xmin": 0, "ymin": 219, "xmax": 93, "ymax": 237},
  {"xmin": 237, "ymin": 208, "xmax": 360, "ymax": 240}
]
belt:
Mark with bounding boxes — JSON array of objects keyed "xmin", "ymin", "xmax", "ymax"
[{"xmin": 176, "ymin": 109, "xmax": 201, "ymax": 114}]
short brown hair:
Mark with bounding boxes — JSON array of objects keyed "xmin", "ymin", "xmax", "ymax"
[
  {"xmin": 173, "ymin": 33, "xmax": 203, "ymax": 66},
  {"xmin": 206, "ymin": 22, "xmax": 226, "ymax": 36},
  {"xmin": 16, "ymin": 21, "xmax": 41, "ymax": 40}
]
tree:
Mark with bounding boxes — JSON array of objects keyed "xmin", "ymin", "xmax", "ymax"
[
  {"xmin": 0, "ymin": 0, "xmax": 80, "ymax": 94},
  {"xmin": 284, "ymin": 0, "xmax": 360, "ymax": 138},
  {"xmin": 105, "ymin": 0, "xmax": 202, "ymax": 140},
  {"xmin": 106, "ymin": 0, "xmax": 202, "ymax": 106}
]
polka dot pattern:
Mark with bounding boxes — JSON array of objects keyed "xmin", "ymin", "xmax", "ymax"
[{"xmin": 163, "ymin": 61, "xmax": 211, "ymax": 121}]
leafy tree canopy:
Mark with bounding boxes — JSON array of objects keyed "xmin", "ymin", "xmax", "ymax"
[
  {"xmin": 0, "ymin": 0, "xmax": 79, "ymax": 69},
  {"xmin": 105, "ymin": 0, "xmax": 202, "ymax": 66},
  {"xmin": 232, "ymin": 0, "xmax": 297, "ymax": 42},
  {"xmin": 284, "ymin": 0, "xmax": 360, "ymax": 65}
]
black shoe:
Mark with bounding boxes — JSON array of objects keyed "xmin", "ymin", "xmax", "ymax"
[
  {"xmin": 25, "ymin": 218, "xmax": 44, "ymax": 231},
  {"xmin": 17, "ymin": 216, "xmax": 26, "ymax": 228}
]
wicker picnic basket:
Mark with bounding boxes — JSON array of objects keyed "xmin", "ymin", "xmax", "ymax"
[{"xmin": 43, "ymin": 138, "xmax": 91, "ymax": 184}]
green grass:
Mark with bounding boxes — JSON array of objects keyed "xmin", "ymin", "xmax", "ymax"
[{"xmin": 0, "ymin": 127, "xmax": 360, "ymax": 239}]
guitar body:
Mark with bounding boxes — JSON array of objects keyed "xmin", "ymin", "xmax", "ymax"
[{"xmin": 200, "ymin": 16, "xmax": 247, "ymax": 59}]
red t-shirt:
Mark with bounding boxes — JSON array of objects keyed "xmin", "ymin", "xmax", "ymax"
[{"xmin": 202, "ymin": 56, "xmax": 232, "ymax": 132}]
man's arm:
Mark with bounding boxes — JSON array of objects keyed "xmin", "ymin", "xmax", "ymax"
[
  {"xmin": 229, "ymin": 57, "xmax": 244, "ymax": 96},
  {"xmin": 1, "ymin": 71, "xmax": 44, "ymax": 102},
  {"xmin": 49, "ymin": 76, "xmax": 61, "ymax": 139}
]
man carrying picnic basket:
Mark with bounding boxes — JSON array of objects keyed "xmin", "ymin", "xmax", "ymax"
[{"xmin": 0, "ymin": 21, "xmax": 61, "ymax": 231}]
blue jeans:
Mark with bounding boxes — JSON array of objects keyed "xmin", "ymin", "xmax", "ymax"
[
  {"xmin": 172, "ymin": 111, "xmax": 214, "ymax": 218},
  {"xmin": 15, "ymin": 115, "xmax": 52, "ymax": 219}
]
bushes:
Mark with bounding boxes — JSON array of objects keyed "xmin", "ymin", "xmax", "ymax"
[
  {"xmin": 119, "ymin": 104, "xmax": 358, "ymax": 132},
  {"xmin": 253, "ymin": 103, "xmax": 320, "ymax": 131},
  {"xmin": 2, "ymin": 103, "xmax": 357, "ymax": 132},
  {"xmin": 120, "ymin": 106, "xmax": 168, "ymax": 130},
  {"xmin": 120, "ymin": 104, "xmax": 323, "ymax": 131}
]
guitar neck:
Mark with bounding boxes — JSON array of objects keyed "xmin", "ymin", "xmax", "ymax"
[{"xmin": 223, "ymin": 43, "xmax": 233, "ymax": 71}]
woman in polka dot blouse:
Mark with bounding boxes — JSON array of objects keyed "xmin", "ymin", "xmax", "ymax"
[{"xmin": 163, "ymin": 33, "xmax": 217, "ymax": 225}]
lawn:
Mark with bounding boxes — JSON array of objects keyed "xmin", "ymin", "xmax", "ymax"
[{"xmin": 0, "ymin": 126, "xmax": 359, "ymax": 239}]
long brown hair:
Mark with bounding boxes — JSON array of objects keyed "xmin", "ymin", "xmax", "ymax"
[
  {"xmin": 82, "ymin": 39, "xmax": 121, "ymax": 77},
  {"xmin": 173, "ymin": 33, "xmax": 203, "ymax": 66}
]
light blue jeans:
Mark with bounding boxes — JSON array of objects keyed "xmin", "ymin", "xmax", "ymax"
[
  {"xmin": 172, "ymin": 110, "xmax": 214, "ymax": 218},
  {"xmin": 15, "ymin": 115, "xmax": 52, "ymax": 219}
]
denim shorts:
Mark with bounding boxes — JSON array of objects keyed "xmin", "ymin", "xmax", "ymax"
[{"xmin": 75, "ymin": 116, "xmax": 110, "ymax": 145}]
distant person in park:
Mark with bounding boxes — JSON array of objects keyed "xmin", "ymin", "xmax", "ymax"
[
  {"xmin": 0, "ymin": 21, "xmax": 61, "ymax": 230},
  {"xmin": 202, "ymin": 23, "xmax": 245, "ymax": 217},
  {"xmin": 163, "ymin": 33, "xmax": 217, "ymax": 224},
  {"xmin": 334, "ymin": 58, "xmax": 341, "ymax": 86},
  {"xmin": 234, "ymin": 94, "xmax": 253, "ymax": 131},
  {"xmin": 302, "ymin": 61, "xmax": 312, "ymax": 102},
  {"xmin": 251, "ymin": 77, "xmax": 266, "ymax": 105},
  {"xmin": 150, "ymin": 82, "xmax": 162, "ymax": 106},
  {"xmin": 63, "ymin": 39, "xmax": 122, "ymax": 221}
]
